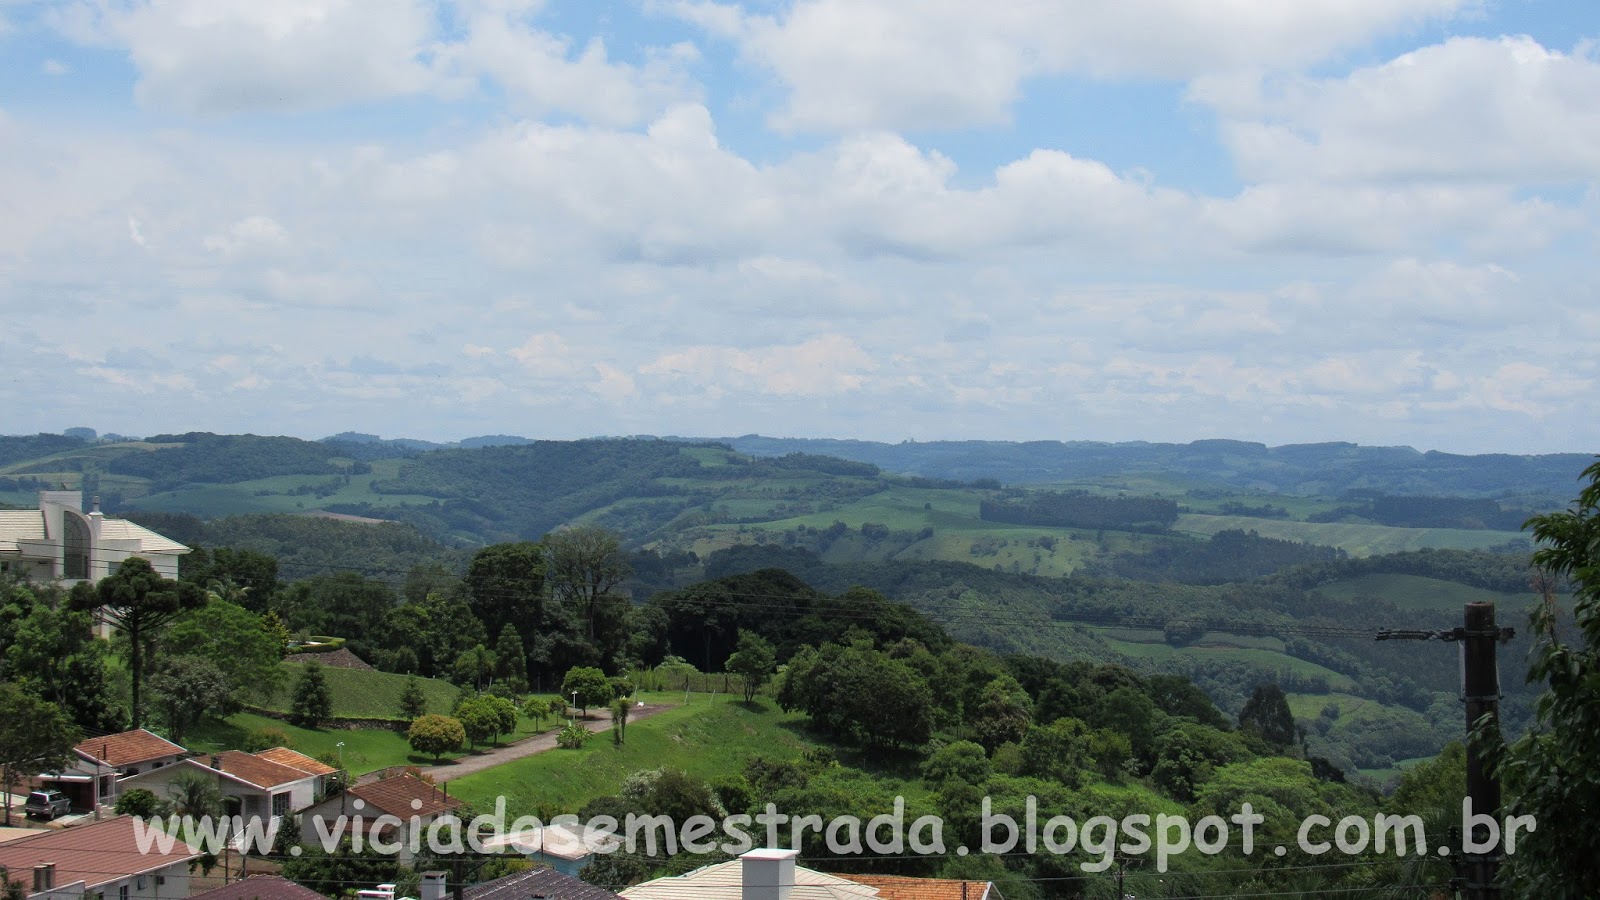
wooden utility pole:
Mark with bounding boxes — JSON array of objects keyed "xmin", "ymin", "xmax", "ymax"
[{"xmin": 1378, "ymin": 602, "xmax": 1514, "ymax": 900}]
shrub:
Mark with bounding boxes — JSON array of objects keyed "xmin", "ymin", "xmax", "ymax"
[
  {"xmin": 113, "ymin": 788, "xmax": 171, "ymax": 818},
  {"xmin": 557, "ymin": 723, "xmax": 589, "ymax": 749},
  {"xmin": 407, "ymin": 714, "xmax": 465, "ymax": 761},
  {"xmin": 242, "ymin": 726, "xmax": 294, "ymax": 753}
]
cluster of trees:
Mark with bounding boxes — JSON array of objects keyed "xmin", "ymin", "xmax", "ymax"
[
  {"xmin": 979, "ymin": 490, "xmax": 1179, "ymax": 530},
  {"xmin": 1110, "ymin": 529, "xmax": 1344, "ymax": 584},
  {"xmin": 1307, "ymin": 491, "xmax": 1536, "ymax": 530},
  {"xmin": 108, "ymin": 433, "xmax": 352, "ymax": 489}
]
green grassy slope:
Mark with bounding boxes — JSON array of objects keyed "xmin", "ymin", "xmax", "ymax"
[{"xmin": 256, "ymin": 663, "xmax": 459, "ymax": 719}]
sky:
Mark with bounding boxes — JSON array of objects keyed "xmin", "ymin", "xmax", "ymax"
[{"xmin": 1, "ymin": 1, "xmax": 1597, "ymax": 454}]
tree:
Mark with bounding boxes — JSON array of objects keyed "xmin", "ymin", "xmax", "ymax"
[
  {"xmin": 465, "ymin": 543, "xmax": 546, "ymax": 649},
  {"xmin": 610, "ymin": 698, "xmax": 630, "ymax": 745},
  {"xmin": 970, "ymin": 675, "xmax": 1033, "ymax": 752},
  {"xmin": 398, "ymin": 676, "xmax": 428, "ymax": 720},
  {"xmin": 71, "ymin": 557, "xmax": 206, "ymax": 728},
  {"xmin": 0, "ymin": 684, "xmax": 79, "ymax": 826},
  {"xmin": 452, "ymin": 644, "xmax": 497, "ymax": 692},
  {"xmin": 163, "ymin": 601, "xmax": 286, "ymax": 706},
  {"xmin": 407, "ymin": 715, "xmax": 465, "ymax": 761},
  {"xmin": 492, "ymin": 627, "xmax": 528, "ymax": 692},
  {"xmin": 148, "ymin": 656, "xmax": 232, "ymax": 742},
  {"xmin": 289, "ymin": 661, "xmax": 334, "ymax": 728},
  {"xmin": 1493, "ymin": 459, "xmax": 1600, "ymax": 896},
  {"xmin": 1019, "ymin": 717, "xmax": 1092, "ymax": 787},
  {"xmin": 167, "ymin": 769, "xmax": 226, "ymax": 820},
  {"xmin": 546, "ymin": 527, "xmax": 632, "ymax": 642},
  {"xmin": 562, "ymin": 666, "xmax": 613, "ymax": 717},
  {"xmin": 1238, "ymin": 683, "xmax": 1297, "ymax": 750},
  {"xmin": 778, "ymin": 643, "xmax": 933, "ymax": 750},
  {"xmin": 113, "ymin": 788, "xmax": 170, "ymax": 819},
  {"xmin": 726, "ymin": 630, "xmax": 776, "ymax": 703},
  {"xmin": 457, "ymin": 695, "xmax": 518, "ymax": 748}
]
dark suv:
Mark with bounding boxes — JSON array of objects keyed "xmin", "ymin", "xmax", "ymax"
[{"xmin": 25, "ymin": 789, "xmax": 71, "ymax": 820}]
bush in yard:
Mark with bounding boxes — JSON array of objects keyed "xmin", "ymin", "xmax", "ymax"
[
  {"xmin": 407, "ymin": 714, "xmax": 465, "ymax": 761},
  {"xmin": 113, "ymin": 788, "xmax": 171, "ymax": 819},
  {"xmin": 557, "ymin": 723, "xmax": 589, "ymax": 749},
  {"xmin": 243, "ymin": 726, "xmax": 294, "ymax": 753}
]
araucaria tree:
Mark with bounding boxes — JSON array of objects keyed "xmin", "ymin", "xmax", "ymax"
[
  {"xmin": 71, "ymin": 557, "xmax": 206, "ymax": 728},
  {"xmin": 1494, "ymin": 459, "xmax": 1600, "ymax": 896},
  {"xmin": 545, "ymin": 527, "xmax": 632, "ymax": 642}
]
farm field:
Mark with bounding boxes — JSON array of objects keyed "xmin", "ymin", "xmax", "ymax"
[
  {"xmin": 1311, "ymin": 573, "xmax": 1539, "ymax": 612},
  {"xmin": 1174, "ymin": 514, "xmax": 1523, "ymax": 556}
]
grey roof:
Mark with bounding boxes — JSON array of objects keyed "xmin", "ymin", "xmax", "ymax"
[{"xmin": 465, "ymin": 867, "xmax": 622, "ymax": 900}]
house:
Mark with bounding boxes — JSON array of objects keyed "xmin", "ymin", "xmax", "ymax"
[
  {"xmin": 118, "ymin": 752, "xmax": 318, "ymax": 829},
  {"xmin": 298, "ymin": 775, "xmax": 461, "ymax": 866},
  {"xmin": 0, "ymin": 492, "xmax": 189, "ymax": 586},
  {"xmin": 453, "ymin": 866, "xmax": 622, "ymax": 900},
  {"xmin": 620, "ymin": 848, "xmax": 878, "ymax": 900},
  {"xmin": 37, "ymin": 731, "xmax": 189, "ymax": 812},
  {"xmin": 0, "ymin": 815, "xmax": 198, "ymax": 900},
  {"xmin": 833, "ymin": 874, "xmax": 1003, "ymax": 900},
  {"xmin": 252, "ymin": 749, "xmax": 339, "ymax": 799},
  {"xmin": 188, "ymin": 875, "xmax": 327, "ymax": 900},
  {"xmin": 479, "ymin": 822, "xmax": 622, "ymax": 877}
]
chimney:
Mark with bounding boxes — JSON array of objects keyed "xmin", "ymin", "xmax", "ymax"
[
  {"xmin": 740, "ymin": 848, "xmax": 796, "ymax": 900},
  {"xmin": 210, "ymin": 755, "xmax": 222, "ymax": 770},
  {"xmin": 419, "ymin": 871, "xmax": 448, "ymax": 900},
  {"xmin": 33, "ymin": 864, "xmax": 56, "ymax": 893}
]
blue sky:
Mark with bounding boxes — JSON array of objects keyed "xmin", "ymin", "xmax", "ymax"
[{"xmin": 1, "ymin": 0, "xmax": 1597, "ymax": 453}]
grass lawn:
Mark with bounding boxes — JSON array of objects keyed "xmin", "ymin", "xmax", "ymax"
[
  {"xmin": 258, "ymin": 664, "xmax": 459, "ymax": 719},
  {"xmin": 1174, "ymin": 513, "xmax": 1522, "ymax": 556},
  {"xmin": 447, "ymin": 695, "xmax": 815, "ymax": 819},
  {"xmin": 186, "ymin": 712, "xmax": 468, "ymax": 774}
]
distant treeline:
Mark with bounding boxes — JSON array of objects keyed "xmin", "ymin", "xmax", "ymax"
[
  {"xmin": 1273, "ymin": 547, "xmax": 1540, "ymax": 594},
  {"xmin": 1309, "ymin": 492, "xmax": 1537, "ymax": 530},
  {"xmin": 1110, "ymin": 529, "xmax": 1345, "ymax": 584},
  {"xmin": 111, "ymin": 432, "xmax": 351, "ymax": 489},
  {"xmin": 980, "ymin": 490, "xmax": 1179, "ymax": 530}
]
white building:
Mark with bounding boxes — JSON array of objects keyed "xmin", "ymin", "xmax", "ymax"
[
  {"xmin": 118, "ymin": 751, "xmax": 320, "ymax": 834},
  {"xmin": 0, "ymin": 491, "xmax": 189, "ymax": 585}
]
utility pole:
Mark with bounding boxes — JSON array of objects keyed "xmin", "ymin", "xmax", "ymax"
[{"xmin": 1378, "ymin": 601, "xmax": 1514, "ymax": 900}]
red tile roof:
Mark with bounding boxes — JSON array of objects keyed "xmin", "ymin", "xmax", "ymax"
[
  {"xmin": 834, "ymin": 874, "xmax": 995, "ymax": 900},
  {"xmin": 207, "ymin": 751, "xmax": 317, "ymax": 790},
  {"xmin": 0, "ymin": 816, "xmax": 197, "ymax": 891},
  {"xmin": 190, "ymin": 875, "xmax": 328, "ymax": 900},
  {"xmin": 255, "ymin": 748, "xmax": 338, "ymax": 777},
  {"xmin": 347, "ymin": 775, "xmax": 461, "ymax": 819},
  {"xmin": 74, "ymin": 730, "xmax": 186, "ymax": 768}
]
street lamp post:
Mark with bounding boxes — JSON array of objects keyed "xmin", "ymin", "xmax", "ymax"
[
  {"xmin": 570, "ymin": 691, "xmax": 579, "ymax": 725},
  {"xmin": 335, "ymin": 741, "xmax": 345, "ymax": 771}
]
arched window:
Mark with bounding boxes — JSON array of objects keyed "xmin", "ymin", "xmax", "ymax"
[{"xmin": 63, "ymin": 513, "xmax": 90, "ymax": 580}]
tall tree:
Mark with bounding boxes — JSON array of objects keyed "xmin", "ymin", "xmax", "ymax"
[
  {"xmin": 1494, "ymin": 459, "xmax": 1600, "ymax": 897},
  {"xmin": 289, "ymin": 661, "xmax": 334, "ymax": 728},
  {"xmin": 1239, "ymin": 683, "xmax": 1297, "ymax": 750},
  {"xmin": 465, "ymin": 543, "xmax": 546, "ymax": 647},
  {"xmin": 148, "ymin": 656, "xmax": 232, "ymax": 742},
  {"xmin": 725, "ymin": 630, "xmax": 776, "ymax": 703},
  {"xmin": 163, "ymin": 601, "xmax": 287, "ymax": 706},
  {"xmin": 492, "ymin": 627, "xmax": 528, "ymax": 692},
  {"xmin": 71, "ymin": 557, "xmax": 206, "ymax": 728},
  {"xmin": 545, "ymin": 527, "xmax": 632, "ymax": 642},
  {"xmin": 0, "ymin": 684, "xmax": 79, "ymax": 826}
]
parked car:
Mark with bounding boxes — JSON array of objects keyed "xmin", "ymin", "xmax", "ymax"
[{"xmin": 25, "ymin": 789, "xmax": 71, "ymax": 820}]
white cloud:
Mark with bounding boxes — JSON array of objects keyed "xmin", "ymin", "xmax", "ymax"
[
  {"xmin": 671, "ymin": 0, "xmax": 1471, "ymax": 131},
  {"xmin": 203, "ymin": 215, "xmax": 289, "ymax": 256},
  {"xmin": 442, "ymin": 6, "xmax": 701, "ymax": 126},
  {"xmin": 640, "ymin": 334, "xmax": 875, "ymax": 397},
  {"xmin": 42, "ymin": 59, "xmax": 70, "ymax": 75},
  {"xmin": 1200, "ymin": 36, "xmax": 1600, "ymax": 185},
  {"xmin": 58, "ymin": 0, "xmax": 440, "ymax": 115}
]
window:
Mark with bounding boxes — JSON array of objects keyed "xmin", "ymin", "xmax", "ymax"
[
  {"xmin": 119, "ymin": 885, "xmax": 129, "ymax": 900},
  {"xmin": 136, "ymin": 877, "xmax": 147, "ymax": 890},
  {"xmin": 63, "ymin": 513, "xmax": 90, "ymax": 580},
  {"xmin": 272, "ymin": 792, "xmax": 290, "ymax": 817}
]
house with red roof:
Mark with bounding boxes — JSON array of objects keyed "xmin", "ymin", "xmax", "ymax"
[
  {"xmin": 299, "ymin": 775, "xmax": 462, "ymax": 866},
  {"xmin": 0, "ymin": 815, "xmax": 198, "ymax": 900},
  {"xmin": 118, "ymin": 751, "xmax": 321, "ymax": 832},
  {"xmin": 35, "ymin": 730, "xmax": 188, "ymax": 814}
]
